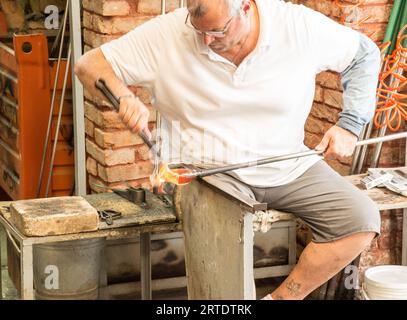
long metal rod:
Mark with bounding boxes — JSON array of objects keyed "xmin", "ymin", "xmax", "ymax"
[
  {"xmin": 45, "ymin": 46, "xmax": 72, "ymax": 197},
  {"xmin": 193, "ymin": 132, "xmax": 407, "ymax": 178},
  {"xmin": 36, "ymin": 0, "xmax": 70, "ymax": 198},
  {"xmin": 70, "ymin": 0, "xmax": 87, "ymax": 196},
  {"xmin": 140, "ymin": 233, "xmax": 152, "ymax": 300},
  {"xmin": 161, "ymin": 0, "xmax": 166, "ymax": 15}
]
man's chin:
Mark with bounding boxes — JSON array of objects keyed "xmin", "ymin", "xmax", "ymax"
[{"xmin": 210, "ymin": 44, "xmax": 229, "ymax": 52}]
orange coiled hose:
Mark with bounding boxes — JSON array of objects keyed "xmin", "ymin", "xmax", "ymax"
[
  {"xmin": 374, "ymin": 24, "xmax": 407, "ymax": 132},
  {"xmin": 335, "ymin": 1, "xmax": 407, "ymax": 132}
]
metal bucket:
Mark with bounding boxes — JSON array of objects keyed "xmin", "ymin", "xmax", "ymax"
[{"xmin": 33, "ymin": 238, "xmax": 105, "ymax": 300}]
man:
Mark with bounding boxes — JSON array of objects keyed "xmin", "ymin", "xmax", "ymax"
[{"xmin": 75, "ymin": 0, "xmax": 381, "ymax": 300}]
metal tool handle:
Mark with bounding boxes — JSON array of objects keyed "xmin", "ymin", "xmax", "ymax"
[
  {"xmin": 195, "ymin": 131, "xmax": 407, "ymax": 178},
  {"xmin": 95, "ymin": 79, "xmax": 155, "ymax": 151}
]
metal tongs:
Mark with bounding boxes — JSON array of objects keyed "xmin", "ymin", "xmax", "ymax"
[{"xmin": 95, "ymin": 79, "xmax": 160, "ymax": 158}]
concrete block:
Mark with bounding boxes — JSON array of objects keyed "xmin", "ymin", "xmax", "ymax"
[{"xmin": 10, "ymin": 197, "xmax": 99, "ymax": 237}]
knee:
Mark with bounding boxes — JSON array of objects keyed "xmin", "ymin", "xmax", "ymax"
[
  {"xmin": 358, "ymin": 231, "xmax": 377, "ymax": 248},
  {"xmin": 351, "ymin": 195, "xmax": 381, "ymax": 231}
]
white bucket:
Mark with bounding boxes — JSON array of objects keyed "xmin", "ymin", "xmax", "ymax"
[{"xmin": 364, "ymin": 265, "xmax": 407, "ymax": 300}]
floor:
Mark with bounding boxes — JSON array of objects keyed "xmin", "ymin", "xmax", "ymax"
[{"xmin": 1, "ymin": 274, "xmax": 283, "ymax": 300}]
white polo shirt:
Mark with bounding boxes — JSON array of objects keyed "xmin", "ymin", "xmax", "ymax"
[{"xmin": 101, "ymin": 0, "xmax": 360, "ymax": 187}]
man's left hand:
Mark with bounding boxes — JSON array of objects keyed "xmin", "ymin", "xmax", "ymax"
[{"xmin": 315, "ymin": 125, "xmax": 358, "ymax": 160}]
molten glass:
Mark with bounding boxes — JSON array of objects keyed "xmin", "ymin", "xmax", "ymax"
[{"xmin": 151, "ymin": 163, "xmax": 196, "ymax": 187}]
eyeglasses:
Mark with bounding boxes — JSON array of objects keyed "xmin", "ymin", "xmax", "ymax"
[{"xmin": 185, "ymin": 13, "xmax": 234, "ymax": 38}]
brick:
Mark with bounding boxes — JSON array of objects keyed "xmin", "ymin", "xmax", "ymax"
[
  {"xmin": 0, "ymin": 0, "xmax": 25, "ymax": 30},
  {"xmin": 355, "ymin": 5, "xmax": 392, "ymax": 24},
  {"xmin": 324, "ymin": 89, "xmax": 343, "ymax": 109},
  {"xmin": 86, "ymin": 139, "xmax": 135, "ymax": 166},
  {"xmin": 310, "ymin": 102, "xmax": 340, "ymax": 124},
  {"xmin": 83, "ymin": 29, "xmax": 121, "ymax": 48},
  {"xmin": 85, "ymin": 100, "xmax": 157, "ymax": 129},
  {"xmin": 137, "ymin": 0, "xmax": 180, "ymax": 15},
  {"xmin": 83, "ymin": 11, "xmax": 150, "ymax": 34},
  {"xmin": 304, "ymin": 116, "xmax": 333, "ymax": 135},
  {"xmin": 136, "ymin": 144, "xmax": 152, "ymax": 161},
  {"xmin": 10, "ymin": 197, "xmax": 98, "ymax": 237},
  {"xmin": 314, "ymin": 86, "xmax": 323, "ymax": 103},
  {"xmin": 300, "ymin": 0, "xmax": 342, "ymax": 18},
  {"xmin": 304, "ymin": 132, "xmax": 323, "ymax": 149},
  {"xmin": 88, "ymin": 175, "xmax": 109, "ymax": 193},
  {"xmin": 94, "ymin": 127, "xmax": 143, "ymax": 148},
  {"xmin": 86, "ymin": 157, "xmax": 98, "ymax": 176},
  {"xmin": 98, "ymin": 161, "xmax": 153, "ymax": 183},
  {"xmin": 83, "ymin": 0, "xmax": 130, "ymax": 16},
  {"xmin": 85, "ymin": 118, "xmax": 95, "ymax": 138},
  {"xmin": 85, "ymin": 101, "xmax": 126, "ymax": 129},
  {"xmin": 316, "ymin": 72, "xmax": 342, "ymax": 91}
]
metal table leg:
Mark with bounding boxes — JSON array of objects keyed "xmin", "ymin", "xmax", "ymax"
[
  {"xmin": 140, "ymin": 232, "xmax": 152, "ymax": 300},
  {"xmin": 20, "ymin": 243, "xmax": 34, "ymax": 300},
  {"xmin": 0, "ymin": 225, "xmax": 3, "ymax": 300},
  {"xmin": 403, "ymin": 209, "xmax": 407, "ymax": 266}
]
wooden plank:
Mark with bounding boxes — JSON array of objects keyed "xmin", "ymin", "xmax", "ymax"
[
  {"xmin": 345, "ymin": 173, "xmax": 407, "ymax": 211},
  {"xmin": 201, "ymin": 175, "xmax": 267, "ymax": 212},
  {"xmin": 180, "ymin": 180, "xmax": 254, "ymax": 300}
]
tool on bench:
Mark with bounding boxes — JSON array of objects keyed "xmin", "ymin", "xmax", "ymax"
[
  {"xmin": 112, "ymin": 187, "xmax": 149, "ymax": 209},
  {"xmin": 98, "ymin": 209, "xmax": 122, "ymax": 226}
]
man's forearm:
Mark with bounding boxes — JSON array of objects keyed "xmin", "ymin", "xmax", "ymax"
[
  {"xmin": 338, "ymin": 33, "xmax": 381, "ymax": 137},
  {"xmin": 74, "ymin": 48, "xmax": 134, "ymax": 102}
]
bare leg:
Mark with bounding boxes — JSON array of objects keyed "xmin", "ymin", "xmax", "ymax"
[{"xmin": 269, "ymin": 232, "xmax": 375, "ymax": 300}]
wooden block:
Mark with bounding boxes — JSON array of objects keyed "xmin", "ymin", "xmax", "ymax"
[{"xmin": 10, "ymin": 196, "xmax": 99, "ymax": 237}]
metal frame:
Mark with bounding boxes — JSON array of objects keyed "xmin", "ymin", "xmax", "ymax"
[
  {"xmin": 0, "ymin": 213, "xmax": 181, "ymax": 300},
  {"xmin": 69, "ymin": 0, "xmax": 87, "ymax": 196},
  {"xmin": 404, "ymin": 138, "xmax": 407, "ymax": 266}
]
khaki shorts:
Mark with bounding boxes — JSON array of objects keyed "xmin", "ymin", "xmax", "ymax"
[{"xmin": 212, "ymin": 160, "xmax": 381, "ymax": 243}]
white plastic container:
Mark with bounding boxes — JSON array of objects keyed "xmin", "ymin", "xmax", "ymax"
[{"xmin": 364, "ymin": 265, "xmax": 407, "ymax": 300}]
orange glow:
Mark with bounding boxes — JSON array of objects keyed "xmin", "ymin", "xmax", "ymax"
[{"xmin": 151, "ymin": 163, "xmax": 196, "ymax": 187}]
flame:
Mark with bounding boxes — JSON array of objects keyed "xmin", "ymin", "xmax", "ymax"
[{"xmin": 150, "ymin": 163, "xmax": 195, "ymax": 187}]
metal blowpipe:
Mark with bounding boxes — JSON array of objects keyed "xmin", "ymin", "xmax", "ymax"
[{"xmin": 188, "ymin": 132, "xmax": 407, "ymax": 178}]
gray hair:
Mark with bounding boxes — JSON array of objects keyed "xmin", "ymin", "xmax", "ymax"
[{"xmin": 187, "ymin": 0, "xmax": 242, "ymax": 18}]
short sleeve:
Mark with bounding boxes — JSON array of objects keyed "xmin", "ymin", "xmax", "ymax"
[
  {"xmin": 100, "ymin": 15, "xmax": 170, "ymax": 87},
  {"xmin": 299, "ymin": 5, "xmax": 360, "ymax": 73}
]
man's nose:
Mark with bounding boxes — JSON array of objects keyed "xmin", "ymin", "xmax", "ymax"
[{"xmin": 203, "ymin": 34, "xmax": 216, "ymax": 46}]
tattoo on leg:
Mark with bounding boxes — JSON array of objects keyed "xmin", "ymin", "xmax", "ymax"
[{"xmin": 286, "ymin": 279, "xmax": 301, "ymax": 297}]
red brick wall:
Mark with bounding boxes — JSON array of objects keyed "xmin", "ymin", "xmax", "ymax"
[{"xmin": 83, "ymin": 0, "xmax": 184, "ymax": 193}]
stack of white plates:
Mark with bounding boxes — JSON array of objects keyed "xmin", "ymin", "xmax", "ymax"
[{"xmin": 364, "ymin": 265, "xmax": 407, "ymax": 300}]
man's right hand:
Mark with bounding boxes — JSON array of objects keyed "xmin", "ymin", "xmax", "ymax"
[{"xmin": 118, "ymin": 95, "xmax": 152, "ymax": 139}]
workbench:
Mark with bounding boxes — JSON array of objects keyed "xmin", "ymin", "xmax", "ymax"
[
  {"xmin": 0, "ymin": 192, "xmax": 181, "ymax": 300},
  {"xmin": 1, "ymin": 172, "xmax": 407, "ymax": 300}
]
